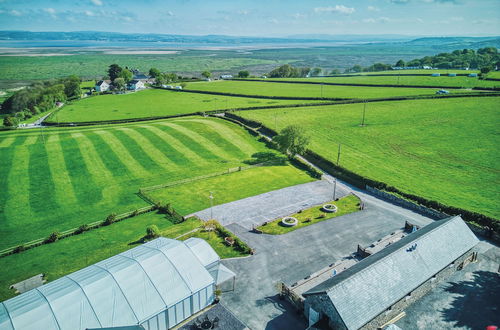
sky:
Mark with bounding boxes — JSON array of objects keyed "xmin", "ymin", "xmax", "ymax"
[{"xmin": 0, "ymin": 0, "xmax": 499, "ymax": 37}]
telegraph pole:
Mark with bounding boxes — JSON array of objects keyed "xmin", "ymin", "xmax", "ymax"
[
  {"xmin": 336, "ymin": 143, "xmax": 341, "ymax": 166},
  {"xmin": 361, "ymin": 100, "xmax": 367, "ymax": 126},
  {"xmin": 333, "ymin": 144, "xmax": 341, "ymax": 201},
  {"xmin": 209, "ymin": 192, "xmax": 214, "ymax": 219}
]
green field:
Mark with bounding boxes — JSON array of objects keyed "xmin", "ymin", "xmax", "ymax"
[
  {"xmin": 239, "ymin": 97, "xmax": 500, "ymax": 219},
  {"xmin": 0, "ymin": 116, "xmax": 313, "ymax": 250},
  {"xmin": 147, "ymin": 165, "xmax": 314, "ymax": 215},
  {"xmin": 0, "ymin": 53, "xmax": 277, "ymax": 80},
  {"xmin": 270, "ymin": 75, "xmax": 499, "ymax": 89},
  {"xmin": 185, "ymin": 80, "xmax": 483, "ymax": 99},
  {"xmin": 0, "ymin": 212, "xmax": 247, "ymax": 301},
  {"xmin": 49, "ymin": 88, "xmax": 326, "ymax": 123}
]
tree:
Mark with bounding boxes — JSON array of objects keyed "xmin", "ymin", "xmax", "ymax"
[
  {"xmin": 165, "ymin": 72, "xmax": 177, "ymax": 83},
  {"xmin": 273, "ymin": 125, "xmax": 310, "ymax": 158},
  {"xmin": 311, "ymin": 67, "xmax": 322, "ymax": 76},
  {"xmin": 148, "ymin": 67, "xmax": 161, "ymax": 78},
  {"xmin": 238, "ymin": 70, "xmax": 250, "ymax": 78},
  {"xmin": 63, "ymin": 75, "xmax": 81, "ymax": 100},
  {"xmin": 108, "ymin": 64, "xmax": 122, "ymax": 81},
  {"xmin": 146, "ymin": 225, "xmax": 160, "ymax": 239},
  {"xmin": 201, "ymin": 71, "xmax": 212, "ymax": 79},
  {"xmin": 118, "ymin": 69, "xmax": 133, "ymax": 83},
  {"xmin": 351, "ymin": 65, "xmax": 363, "ymax": 73},
  {"xmin": 113, "ymin": 78, "xmax": 125, "ymax": 91},
  {"xmin": 155, "ymin": 73, "xmax": 166, "ymax": 86},
  {"xmin": 480, "ymin": 66, "xmax": 492, "ymax": 74},
  {"xmin": 330, "ymin": 69, "xmax": 341, "ymax": 75},
  {"xmin": 3, "ymin": 116, "xmax": 16, "ymax": 127},
  {"xmin": 395, "ymin": 59, "xmax": 405, "ymax": 67}
]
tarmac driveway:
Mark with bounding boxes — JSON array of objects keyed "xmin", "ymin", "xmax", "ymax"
[{"xmin": 220, "ymin": 192, "xmax": 433, "ymax": 330}]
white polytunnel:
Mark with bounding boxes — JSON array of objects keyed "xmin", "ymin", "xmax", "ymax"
[{"xmin": 0, "ymin": 237, "xmax": 236, "ymax": 330}]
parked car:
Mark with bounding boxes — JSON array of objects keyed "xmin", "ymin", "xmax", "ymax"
[{"xmin": 436, "ymin": 89, "xmax": 450, "ymax": 95}]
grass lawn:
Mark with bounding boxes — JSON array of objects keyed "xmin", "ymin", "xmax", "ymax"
[
  {"xmin": 0, "ymin": 212, "xmax": 245, "ymax": 301},
  {"xmin": 284, "ymin": 75, "xmax": 498, "ymax": 89},
  {"xmin": 257, "ymin": 194, "xmax": 361, "ymax": 234},
  {"xmin": 146, "ymin": 164, "xmax": 315, "ymax": 215},
  {"xmin": 239, "ymin": 97, "xmax": 500, "ymax": 219},
  {"xmin": 49, "ymin": 88, "xmax": 326, "ymax": 123},
  {"xmin": 179, "ymin": 229, "xmax": 247, "ymax": 259},
  {"xmin": 185, "ymin": 80, "xmax": 483, "ymax": 100},
  {"xmin": 0, "ymin": 116, "xmax": 312, "ymax": 250}
]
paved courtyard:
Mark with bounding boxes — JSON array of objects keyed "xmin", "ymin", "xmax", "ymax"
[
  {"xmin": 191, "ymin": 180, "xmax": 350, "ymax": 229},
  {"xmin": 219, "ymin": 186, "xmax": 434, "ymax": 330}
]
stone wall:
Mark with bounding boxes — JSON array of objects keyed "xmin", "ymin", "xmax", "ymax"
[
  {"xmin": 365, "ymin": 186, "xmax": 449, "ymax": 220},
  {"xmin": 303, "ymin": 249, "xmax": 477, "ymax": 330},
  {"xmin": 360, "ymin": 249, "xmax": 477, "ymax": 329}
]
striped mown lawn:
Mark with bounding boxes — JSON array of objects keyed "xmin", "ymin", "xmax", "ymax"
[{"xmin": 0, "ymin": 116, "xmax": 314, "ymax": 250}]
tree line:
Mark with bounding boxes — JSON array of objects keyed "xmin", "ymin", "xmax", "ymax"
[
  {"xmin": 2, "ymin": 75, "xmax": 81, "ymax": 126},
  {"xmin": 346, "ymin": 47, "xmax": 499, "ymax": 73}
]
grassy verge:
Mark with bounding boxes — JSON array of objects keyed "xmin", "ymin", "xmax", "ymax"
[
  {"xmin": 180, "ymin": 229, "xmax": 249, "ymax": 259},
  {"xmin": 146, "ymin": 164, "xmax": 315, "ymax": 215},
  {"xmin": 257, "ymin": 194, "xmax": 361, "ymax": 235},
  {"xmin": 0, "ymin": 212, "xmax": 245, "ymax": 301}
]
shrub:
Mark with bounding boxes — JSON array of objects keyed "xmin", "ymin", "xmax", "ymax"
[
  {"xmin": 318, "ymin": 213, "xmax": 326, "ymax": 219},
  {"xmin": 103, "ymin": 213, "xmax": 117, "ymax": 226},
  {"xmin": 132, "ymin": 209, "xmax": 139, "ymax": 217},
  {"xmin": 76, "ymin": 224, "xmax": 90, "ymax": 234},
  {"xmin": 45, "ymin": 232, "xmax": 60, "ymax": 243},
  {"xmin": 146, "ymin": 225, "xmax": 161, "ymax": 239},
  {"xmin": 13, "ymin": 245, "xmax": 26, "ymax": 254}
]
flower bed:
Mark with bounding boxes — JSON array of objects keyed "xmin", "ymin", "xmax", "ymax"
[
  {"xmin": 281, "ymin": 217, "xmax": 298, "ymax": 227},
  {"xmin": 322, "ymin": 204, "xmax": 338, "ymax": 213}
]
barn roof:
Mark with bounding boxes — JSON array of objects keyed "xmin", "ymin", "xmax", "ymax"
[
  {"xmin": 304, "ymin": 216, "xmax": 478, "ymax": 330},
  {"xmin": 0, "ymin": 238, "xmax": 215, "ymax": 330}
]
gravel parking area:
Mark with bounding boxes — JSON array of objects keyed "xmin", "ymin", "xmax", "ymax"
[{"xmin": 191, "ymin": 180, "xmax": 350, "ymax": 229}]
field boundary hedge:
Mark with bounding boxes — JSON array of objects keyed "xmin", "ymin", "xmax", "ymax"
[
  {"xmin": 41, "ymin": 92, "xmax": 500, "ymax": 127},
  {"xmin": 159, "ymin": 86, "xmax": 350, "ymax": 101},
  {"xmin": 0, "ymin": 205, "xmax": 156, "ymax": 258},
  {"xmin": 223, "ymin": 112, "xmax": 500, "ymax": 236},
  {"xmin": 233, "ymin": 78, "xmax": 500, "ymax": 91}
]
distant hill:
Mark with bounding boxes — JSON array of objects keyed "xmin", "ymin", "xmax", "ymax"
[{"xmin": 1, "ymin": 31, "xmax": 498, "ymax": 48}]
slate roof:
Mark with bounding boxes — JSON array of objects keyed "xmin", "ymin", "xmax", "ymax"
[
  {"xmin": 303, "ymin": 216, "xmax": 478, "ymax": 330},
  {"xmin": 96, "ymin": 80, "xmax": 109, "ymax": 86},
  {"xmin": 128, "ymin": 79, "xmax": 141, "ymax": 85}
]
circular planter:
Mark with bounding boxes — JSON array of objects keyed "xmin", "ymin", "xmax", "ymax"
[
  {"xmin": 281, "ymin": 217, "xmax": 298, "ymax": 227},
  {"xmin": 322, "ymin": 204, "xmax": 338, "ymax": 213}
]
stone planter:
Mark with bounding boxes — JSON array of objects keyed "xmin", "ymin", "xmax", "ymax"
[
  {"xmin": 281, "ymin": 217, "xmax": 298, "ymax": 227},
  {"xmin": 322, "ymin": 204, "xmax": 338, "ymax": 213}
]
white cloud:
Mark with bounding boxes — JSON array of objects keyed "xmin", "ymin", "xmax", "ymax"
[
  {"xmin": 314, "ymin": 5, "xmax": 355, "ymax": 15},
  {"xmin": 292, "ymin": 13, "xmax": 307, "ymax": 19},
  {"xmin": 123, "ymin": 16, "xmax": 133, "ymax": 22},
  {"xmin": 166, "ymin": 11, "xmax": 174, "ymax": 16},
  {"xmin": 237, "ymin": 10, "xmax": 249, "ymax": 15},
  {"xmin": 367, "ymin": 6, "xmax": 380, "ymax": 12},
  {"xmin": 267, "ymin": 18, "xmax": 279, "ymax": 24},
  {"xmin": 84, "ymin": 10, "xmax": 95, "ymax": 16},
  {"xmin": 390, "ymin": 0, "xmax": 409, "ymax": 3},
  {"xmin": 362, "ymin": 17, "xmax": 391, "ymax": 23},
  {"xmin": 9, "ymin": 9, "xmax": 22, "ymax": 16},
  {"xmin": 90, "ymin": 0, "xmax": 103, "ymax": 6},
  {"xmin": 43, "ymin": 7, "xmax": 57, "ymax": 18}
]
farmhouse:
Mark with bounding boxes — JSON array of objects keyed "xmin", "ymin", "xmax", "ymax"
[
  {"xmin": 302, "ymin": 216, "xmax": 478, "ymax": 329},
  {"xmin": 0, "ymin": 237, "xmax": 235, "ymax": 330},
  {"xmin": 127, "ymin": 79, "xmax": 145, "ymax": 91},
  {"xmin": 220, "ymin": 74, "xmax": 233, "ymax": 79},
  {"xmin": 94, "ymin": 80, "xmax": 110, "ymax": 92}
]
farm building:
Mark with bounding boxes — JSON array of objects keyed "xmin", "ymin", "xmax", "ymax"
[
  {"xmin": 127, "ymin": 79, "xmax": 145, "ymax": 91},
  {"xmin": 220, "ymin": 74, "xmax": 233, "ymax": 79},
  {"xmin": 0, "ymin": 237, "xmax": 235, "ymax": 330},
  {"xmin": 95, "ymin": 80, "xmax": 110, "ymax": 92},
  {"xmin": 431, "ymin": 73, "xmax": 441, "ymax": 77},
  {"xmin": 448, "ymin": 73, "xmax": 457, "ymax": 77},
  {"xmin": 469, "ymin": 73, "xmax": 478, "ymax": 77},
  {"xmin": 303, "ymin": 216, "xmax": 478, "ymax": 329}
]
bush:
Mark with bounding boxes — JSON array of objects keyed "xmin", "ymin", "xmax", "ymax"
[
  {"xmin": 146, "ymin": 224, "xmax": 161, "ymax": 239},
  {"xmin": 45, "ymin": 232, "xmax": 60, "ymax": 244},
  {"xmin": 13, "ymin": 245, "xmax": 26, "ymax": 254},
  {"xmin": 103, "ymin": 213, "xmax": 117, "ymax": 226},
  {"xmin": 76, "ymin": 224, "xmax": 90, "ymax": 234}
]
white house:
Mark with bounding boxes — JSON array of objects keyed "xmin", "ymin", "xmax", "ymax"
[
  {"xmin": 220, "ymin": 74, "xmax": 233, "ymax": 79},
  {"xmin": 127, "ymin": 79, "xmax": 145, "ymax": 91},
  {"xmin": 95, "ymin": 80, "xmax": 110, "ymax": 92}
]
